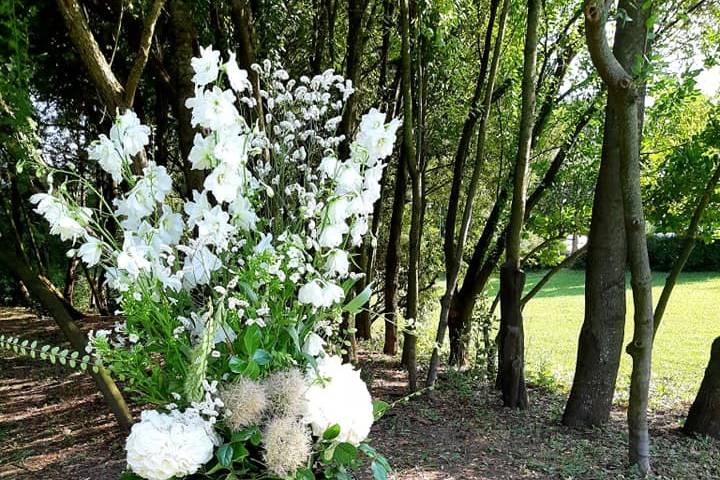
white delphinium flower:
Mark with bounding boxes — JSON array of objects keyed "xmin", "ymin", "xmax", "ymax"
[
  {"xmin": 30, "ymin": 193, "xmax": 91, "ymax": 243},
  {"xmin": 191, "ymin": 45, "xmax": 221, "ymax": 86},
  {"xmin": 114, "ymin": 186, "xmax": 154, "ymax": 230},
  {"xmin": 214, "ymin": 131, "xmax": 250, "ymax": 167},
  {"xmin": 125, "ymin": 408, "xmax": 215, "ymax": 480},
  {"xmin": 350, "ymin": 217, "xmax": 369, "ymax": 247},
  {"xmin": 298, "ymin": 279, "xmax": 324, "ymax": 307},
  {"xmin": 225, "ymin": 52, "xmax": 251, "ymax": 92},
  {"xmin": 263, "ymin": 416, "xmax": 312, "ymax": 478},
  {"xmin": 204, "ymin": 161, "xmax": 244, "ymax": 203},
  {"xmin": 229, "ymin": 195, "xmax": 259, "ymax": 231},
  {"xmin": 157, "ymin": 205, "xmax": 184, "ymax": 246},
  {"xmin": 355, "ymin": 109, "xmax": 401, "ymax": 163},
  {"xmin": 324, "ymin": 249, "xmax": 349, "ymax": 277},
  {"xmin": 318, "ymin": 222, "xmax": 348, "ymax": 249},
  {"xmin": 179, "ymin": 243, "xmax": 222, "ymax": 288},
  {"xmin": 188, "ymin": 133, "xmax": 216, "ymax": 170},
  {"xmin": 141, "ymin": 162, "xmax": 173, "ymax": 202},
  {"xmin": 184, "ymin": 190, "xmax": 212, "ymax": 228},
  {"xmin": 326, "ymin": 197, "xmax": 351, "ymax": 224},
  {"xmin": 302, "ymin": 354, "xmax": 374, "ymax": 446},
  {"xmin": 302, "ymin": 332, "xmax": 326, "ymax": 357},
  {"xmin": 333, "ymin": 162, "xmax": 363, "ymax": 195},
  {"xmin": 186, "ymin": 86, "xmax": 239, "ymax": 131},
  {"xmin": 298, "ymin": 279, "xmax": 344, "ymax": 308},
  {"xmin": 88, "ymin": 134, "xmax": 124, "ymax": 182},
  {"xmin": 110, "ymin": 110, "xmax": 151, "ymax": 157},
  {"xmin": 77, "ymin": 236, "xmax": 103, "ymax": 266},
  {"xmin": 117, "ymin": 235, "xmax": 151, "ymax": 278},
  {"xmin": 196, "ymin": 205, "xmax": 234, "ymax": 250}
]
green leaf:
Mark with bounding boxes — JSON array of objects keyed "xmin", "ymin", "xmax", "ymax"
[
  {"xmin": 233, "ymin": 444, "xmax": 249, "ymax": 461},
  {"xmin": 231, "ymin": 427, "xmax": 257, "ymax": 443},
  {"xmin": 372, "ymin": 400, "xmax": 390, "ymax": 420},
  {"xmin": 371, "ymin": 460, "xmax": 388, "ymax": 480},
  {"xmin": 243, "ymin": 360, "xmax": 260, "ymax": 378},
  {"xmin": 323, "ymin": 423, "xmax": 341, "ymax": 440},
  {"xmin": 342, "ymin": 284, "xmax": 372, "ymax": 314},
  {"xmin": 243, "ymin": 325, "xmax": 261, "ymax": 354},
  {"xmin": 251, "ymin": 349, "xmax": 271, "ymax": 366},
  {"xmin": 228, "ymin": 356, "xmax": 245, "ymax": 373},
  {"xmin": 216, "ymin": 444, "xmax": 233, "ymax": 467},
  {"xmin": 333, "ymin": 442, "xmax": 357, "ymax": 465},
  {"xmin": 295, "ymin": 468, "xmax": 315, "ymax": 480}
]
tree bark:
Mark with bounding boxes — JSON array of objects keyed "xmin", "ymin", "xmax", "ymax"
[
  {"xmin": 684, "ymin": 337, "xmax": 720, "ymax": 439},
  {"xmin": 564, "ymin": 0, "xmax": 650, "ymax": 429},
  {"xmin": 0, "ymin": 249, "xmax": 133, "ymax": 429},
  {"xmin": 448, "ymin": 95, "xmax": 597, "ymax": 366},
  {"xmin": 426, "ymin": 0, "xmax": 509, "ymax": 388},
  {"xmin": 398, "ymin": 0, "xmax": 418, "ymax": 390},
  {"xmin": 583, "ymin": 0, "xmax": 653, "ymax": 473},
  {"xmin": 168, "ymin": 0, "xmax": 205, "ymax": 196},
  {"xmin": 497, "ymin": 0, "xmax": 539, "ymax": 410},
  {"xmin": 382, "ymin": 152, "xmax": 407, "ymax": 356}
]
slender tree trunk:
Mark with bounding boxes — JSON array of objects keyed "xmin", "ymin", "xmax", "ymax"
[
  {"xmin": 398, "ymin": 0, "xmax": 419, "ymax": 390},
  {"xmin": 583, "ymin": 0, "xmax": 653, "ymax": 472},
  {"xmin": 0, "ymin": 249, "xmax": 133, "ymax": 429},
  {"xmin": 426, "ymin": 0, "xmax": 510, "ymax": 388},
  {"xmin": 383, "ymin": 153, "xmax": 407, "ymax": 355},
  {"xmin": 169, "ymin": 0, "xmax": 204, "ymax": 195},
  {"xmin": 448, "ymin": 99, "xmax": 596, "ymax": 365},
  {"xmin": 685, "ymin": 337, "xmax": 720, "ymax": 439},
  {"xmin": 564, "ymin": 0, "xmax": 650, "ymax": 428},
  {"xmin": 654, "ymin": 161, "xmax": 720, "ymax": 335},
  {"xmin": 497, "ymin": 0, "xmax": 539, "ymax": 410},
  {"xmin": 520, "ymin": 244, "xmax": 588, "ymax": 308}
]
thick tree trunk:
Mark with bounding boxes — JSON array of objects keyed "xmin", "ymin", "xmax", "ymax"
[
  {"xmin": 0, "ymin": 249, "xmax": 133, "ymax": 429},
  {"xmin": 564, "ymin": 0, "xmax": 650, "ymax": 428},
  {"xmin": 583, "ymin": 0, "xmax": 653, "ymax": 472},
  {"xmin": 497, "ymin": 0, "xmax": 539, "ymax": 410},
  {"xmin": 684, "ymin": 337, "xmax": 720, "ymax": 439}
]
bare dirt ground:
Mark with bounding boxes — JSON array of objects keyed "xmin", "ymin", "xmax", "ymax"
[{"xmin": 1, "ymin": 307, "xmax": 719, "ymax": 479}]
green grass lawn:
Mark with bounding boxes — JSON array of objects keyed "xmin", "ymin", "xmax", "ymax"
[{"xmin": 506, "ymin": 270, "xmax": 720, "ymax": 406}]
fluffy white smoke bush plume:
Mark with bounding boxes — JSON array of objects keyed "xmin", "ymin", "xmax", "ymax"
[{"xmin": 30, "ymin": 45, "xmax": 397, "ymax": 480}]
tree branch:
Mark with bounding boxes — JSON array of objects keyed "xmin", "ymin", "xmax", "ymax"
[
  {"xmin": 56, "ymin": 0, "xmax": 125, "ymax": 111},
  {"xmin": 583, "ymin": 0, "xmax": 633, "ymax": 91},
  {"xmin": 124, "ymin": 0, "xmax": 166, "ymax": 106}
]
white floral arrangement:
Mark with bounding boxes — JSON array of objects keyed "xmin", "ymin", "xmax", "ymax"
[{"xmin": 29, "ymin": 45, "xmax": 398, "ymax": 480}]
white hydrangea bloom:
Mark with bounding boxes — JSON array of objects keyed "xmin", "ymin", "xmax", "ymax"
[
  {"xmin": 302, "ymin": 355, "xmax": 374, "ymax": 446},
  {"xmin": 125, "ymin": 409, "xmax": 215, "ymax": 480}
]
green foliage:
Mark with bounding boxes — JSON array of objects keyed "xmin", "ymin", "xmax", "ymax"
[
  {"xmin": 647, "ymin": 235, "xmax": 720, "ymax": 271},
  {"xmin": 0, "ymin": 334, "xmax": 102, "ymax": 373}
]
